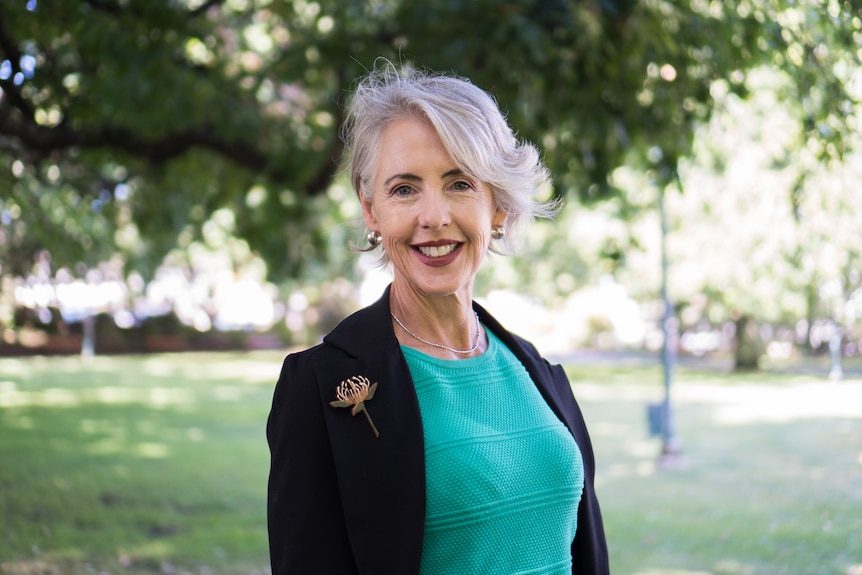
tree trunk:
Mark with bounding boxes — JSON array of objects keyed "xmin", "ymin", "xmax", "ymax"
[{"xmin": 734, "ymin": 315, "xmax": 763, "ymax": 371}]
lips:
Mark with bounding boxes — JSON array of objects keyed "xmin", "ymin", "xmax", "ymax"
[
  {"xmin": 417, "ymin": 244, "xmax": 458, "ymax": 258},
  {"xmin": 413, "ymin": 242, "xmax": 462, "ymax": 266}
]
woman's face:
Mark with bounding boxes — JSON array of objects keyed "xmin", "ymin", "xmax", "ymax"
[{"xmin": 361, "ymin": 116, "xmax": 504, "ymax": 300}]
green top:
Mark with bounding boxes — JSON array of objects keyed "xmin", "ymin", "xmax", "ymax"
[{"xmin": 402, "ymin": 329, "xmax": 584, "ymax": 575}]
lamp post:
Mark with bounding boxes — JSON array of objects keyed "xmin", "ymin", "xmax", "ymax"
[{"xmin": 658, "ymin": 184, "xmax": 683, "ymax": 464}]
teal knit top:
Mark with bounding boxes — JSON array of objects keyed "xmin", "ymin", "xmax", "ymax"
[{"xmin": 402, "ymin": 329, "xmax": 584, "ymax": 575}]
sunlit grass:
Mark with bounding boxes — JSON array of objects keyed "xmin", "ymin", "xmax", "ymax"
[
  {"xmin": 0, "ymin": 351, "xmax": 281, "ymax": 575},
  {"xmin": 567, "ymin": 364, "xmax": 862, "ymax": 575},
  {"xmin": 1, "ymin": 351, "xmax": 860, "ymax": 574}
]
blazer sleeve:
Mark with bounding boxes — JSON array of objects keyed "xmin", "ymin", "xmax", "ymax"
[
  {"xmin": 547, "ymin": 362, "xmax": 610, "ymax": 575},
  {"xmin": 266, "ymin": 347, "xmax": 359, "ymax": 575}
]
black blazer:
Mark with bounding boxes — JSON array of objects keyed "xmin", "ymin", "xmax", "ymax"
[{"xmin": 267, "ymin": 286, "xmax": 609, "ymax": 574}]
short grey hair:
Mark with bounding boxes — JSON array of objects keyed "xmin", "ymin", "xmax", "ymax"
[{"xmin": 341, "ymin": 61, "xmax": 558, "ymax": 255}]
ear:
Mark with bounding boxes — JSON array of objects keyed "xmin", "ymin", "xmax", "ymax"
[
  {"xmin": 492, "ymin": 206, "xmax": 507, "ymax": 229},
  {"xmin": 359, "ymin": 190, "xmax": 378, "ymax": 231}
]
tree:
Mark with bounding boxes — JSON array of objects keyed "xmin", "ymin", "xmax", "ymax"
[{"xmin": 1, "ymin": 0, "xmax": 859, "ymax": 289}]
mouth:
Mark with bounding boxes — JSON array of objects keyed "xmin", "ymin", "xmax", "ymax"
[{"xmin": 414, "ymin": 242, "xmax": 461, "ymax": 258}]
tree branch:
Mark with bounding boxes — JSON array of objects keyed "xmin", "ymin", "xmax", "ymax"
[
  {"xmin": 83, "ymin": 0, "xmax": 225, "ymax": 18},
  {"xmin": 0, "ymin": 110, "xmax": 309, "ymax": 187},
  {"xmin": 190, "ymin": 0, "xmax": 225, "ymax": 18}
]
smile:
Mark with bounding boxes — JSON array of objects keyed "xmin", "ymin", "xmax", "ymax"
[{"xmin": 416, "ymin": 243, "xmax": 460, "ymax": 258}]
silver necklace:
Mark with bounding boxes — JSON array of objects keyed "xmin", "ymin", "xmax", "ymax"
[{"xmin": 391, "ymin": 311, "xmax": 481, "ymax": 354}]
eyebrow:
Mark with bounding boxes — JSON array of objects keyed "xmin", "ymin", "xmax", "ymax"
[{"xmin": 383, "ymin": 168, "xmax": 465, "ymax": 187}]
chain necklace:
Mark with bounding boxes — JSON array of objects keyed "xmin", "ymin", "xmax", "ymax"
[{"xmin": 391, "ymin": 310, "xmax": 481, "ymax": 354}]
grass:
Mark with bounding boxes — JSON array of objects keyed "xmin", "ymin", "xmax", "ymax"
[
  {"xmin": 0, "ymin": 352, "xmax": 276, "ymax": 575},
  {"xmin": 566, "ymin": 364, "xmax": 862, "ymax": 575},
  {"xmin": 1, "ymin": 352, "xmax": 860, "ymax": 575}
]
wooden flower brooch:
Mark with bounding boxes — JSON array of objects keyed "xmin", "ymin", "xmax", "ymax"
[{"xmin": 330, "ymin": 375, "xmax": 380, "ymax": 438}]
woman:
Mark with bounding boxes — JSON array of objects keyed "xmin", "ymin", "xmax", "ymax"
[{"xmin": 267, "ymin": 63, "xmax": 609, "ymax": 574}]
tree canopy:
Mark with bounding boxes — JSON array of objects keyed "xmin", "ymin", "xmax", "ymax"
[{"xmin": 1, "ymin": 0, "xmax": 860, "ymax": 285}]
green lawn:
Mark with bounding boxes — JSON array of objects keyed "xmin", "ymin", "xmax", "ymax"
[
  {"xmin": 1, "ymin": 352, "xmax": 860, "ymax": 574},
  {"xmin": 566, "ymin": 363, "xmax": 862, "ymax": 575}
]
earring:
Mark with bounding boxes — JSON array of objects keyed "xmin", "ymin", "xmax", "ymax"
[
  {"xmin": 491, "ymin": 225, "xmax": 505, "ymax": 240},
  {"xmin": 367, "ymin": 230, "xmax": 382, "ymax": 247}
]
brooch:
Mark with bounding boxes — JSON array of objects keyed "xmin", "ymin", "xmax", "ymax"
[{"xmin": 330, "ymin": 375, "xmax": 380, "ymax": 438}]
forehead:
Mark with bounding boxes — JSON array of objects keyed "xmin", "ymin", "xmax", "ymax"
[
  {"xmin": 379, "ymin": 117, "xmax": 445, "ymax": 151},
  {"xmin": 375, "ymin": 118, "xmax": 456, "ymax": 174}
]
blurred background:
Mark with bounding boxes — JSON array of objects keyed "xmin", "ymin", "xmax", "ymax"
[
  {"xmin": 1, "ymin": 1, "xmax": 861, "ymax": 573},
  {"xmin": 2, "ymin": 0, "xmax": 860, "ymax": 371}
]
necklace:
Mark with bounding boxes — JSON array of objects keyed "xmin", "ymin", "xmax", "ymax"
[{"xmin": 391, "ymin": 310, "xmax": 481, "ymax": 354}]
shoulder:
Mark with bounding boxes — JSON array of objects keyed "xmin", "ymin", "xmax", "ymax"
[{"xmin": 271, "ymin": 295, "xmax": 397, "ymax": 407}]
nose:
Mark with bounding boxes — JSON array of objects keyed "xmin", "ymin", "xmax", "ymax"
[{"xmin": 416, "ymin": 189, "xmax": 451, "ymax": 230}]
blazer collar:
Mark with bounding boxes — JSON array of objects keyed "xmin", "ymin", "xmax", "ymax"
[
  {"xmin": 322, "ymin": 284, "xmax": 400, "ymax": 356},
  {"xmin": 324, "ymin": 284, "xmax": 575, "ymax": 435}
]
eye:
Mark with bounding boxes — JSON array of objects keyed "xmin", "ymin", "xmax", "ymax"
[
  {"xmin": 452, "ymin": 180, "xmax": 473, "ymax": 192},
  {"xmin": 391, "ymin": 185, "xmax": 413, "ymax": 197}
]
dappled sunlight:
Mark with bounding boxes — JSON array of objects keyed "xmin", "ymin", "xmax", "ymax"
[
  {"xmin": 625, "ymin": 440, "xmax": 661, "ymax": 459},
  {"xmin": 187, "ymin": 427, "xmax": 206, "ymax": 442},
  {"xmin": 671, "ymin": 381, "xmax": 862, "ymax": 424},
  {"xmin": 713, "ymin": 559, "xmax": 757, "ymax": 575},
  {"xmin": 135, "ymin": 442, "xmax": 170, "ymax": 458},
  {"xmin": 213, "ymin": 385, "xmax": 249, "ymax": 402},
  {"xmin": 139, "ymin": 352, "xmax": 283, "ymax": 384},
  {"xmin": 591, "ymin": 421, "xmax": 635, "ymax": 438},
  {"xmin": 85, "ymin": 437, "xmax": 127, "ymax": 456},
  {"xmin": 0, "ymin": 358, "xmax": 34, "ymax": 377},
  {"xmin": 623, "ymin": 556, "xmax": 862, "ymax": 575},
  {"xmin": 601, "ymin": 460, "xmax": 657, "ymax": 483},
  {"xmin": 0, "ymin": 352, "xmax": 284, "ymax": 412},
  {"xmin": 0, "ymin": 559, "xmax": 63, "ymax": 575},
  {"xmin": 591, "ymin": 419, "xmax": 659, "ymax": 486},
  {"xmin": 42, "ymin": 387, "xmax": 80, "ymax": 407},
  {"xmin": 5, "ymin": 414, "xmax": 34, "ymax": 429},
  {"xmin": 0, "ymin": 353, "xmax": 272, "ymax": 575},
  {"xmin": 0, "ymin": 351, "xmax": 283, "ymax": 389},
  {"xmin": 79, "ymin": 418, "xmax": 212, "ymax": 464},
  {"xmin": 574, "ymin": 378, "xmax": 862, "ymax": 425},
  {"xmin": 573, "ymin": 383, "xmax": 656, "ymax": 402},
  {"xmin": 2, "ymin": 357, "xmax": 858, "ymax": 574},
  {"xmin": 92, "ymin": 386, "xmax": 196, "ymax": 408},
  {"xmin": 147, "ymin": 387, "xmax": 196, "ymax": 409},
  {"xmin": 119, "ymin": 540, "xmax": 177, "ymax": 568},
  {"xmin": 0, "ymin": 384, "xmax": 80, "ymax": 408},
  {"xmin": 0, "ymin": 381, "xmax": 197, "ymax": 409}
]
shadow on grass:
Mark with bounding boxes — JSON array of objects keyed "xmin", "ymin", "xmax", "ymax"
[
  {"xmin": 0, "ymin": 351, "xmax": 282, "ymax": 575},
  {"xmin": 568, "ymin": 364, "xmax": 862, "ymax": 575}
]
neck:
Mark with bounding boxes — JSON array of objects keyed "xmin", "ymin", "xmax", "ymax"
[{"xmin": 388, "ymin": 285, "xmax": 485, "ymax": 358}]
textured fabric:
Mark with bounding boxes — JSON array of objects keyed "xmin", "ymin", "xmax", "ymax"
[{"xmin": 402, "ymin": 330, "xmax": 584, "ymax": 575}]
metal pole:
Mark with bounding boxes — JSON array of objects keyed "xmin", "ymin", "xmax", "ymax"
[
  {"xmin": 828, "ymin": 326, "xmax": 844, "ymax": 381},
  {"xmin": 659, "ymin": 184, "xmax": 683, "ymax": 462},
  {"xmin": 81, "ymin": 314, "xmax": 95, "ymax": 361}
]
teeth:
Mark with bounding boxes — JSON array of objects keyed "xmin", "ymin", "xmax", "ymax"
[{"xmin": 418, "ymin": 244, "xmax": 457, "ymax": 258}]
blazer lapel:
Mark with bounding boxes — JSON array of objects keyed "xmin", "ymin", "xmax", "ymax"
[{"xmin": 314, "ymin": 288, "xmax": 425, "ymax": 575}]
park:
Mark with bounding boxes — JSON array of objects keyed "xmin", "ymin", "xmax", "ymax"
[{"xmin": 2, "ymin": 0, "xmax": 861, "ymax": 573}]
